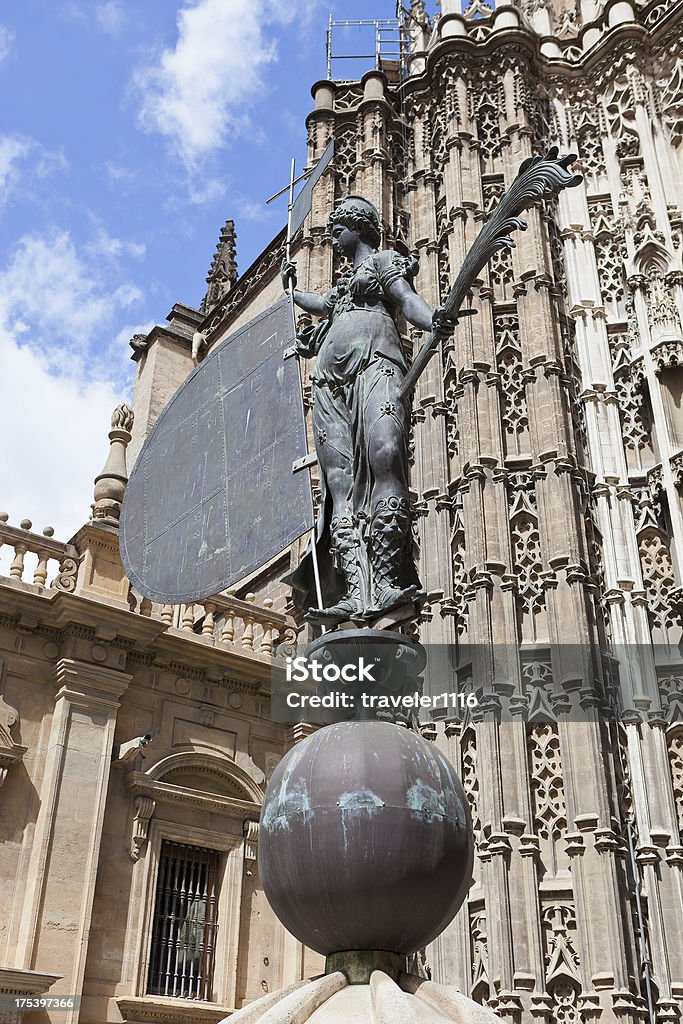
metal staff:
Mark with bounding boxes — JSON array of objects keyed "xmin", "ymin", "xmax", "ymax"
[
  {"xmin": 400, "ymin": 147, "xmax": 582, "ymax": 399},
  {"xmin": 285, "ymin": 157, "xmax": 326, "ymax": 622}
]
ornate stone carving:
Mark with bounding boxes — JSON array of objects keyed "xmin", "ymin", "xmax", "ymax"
[
  {"xmin": 450, "ymin": 495, "xmax": 469, "ymax": 635},
  {"xmin": 129, "ymin": 333, "xmax": 149, "ymax": 355},
  {"xmin": 469, "ymin": 906, "xmax": 491, "ymax": 1005},
  {"xmin": 591, "ymin": 200, "xmax": 626, "ymax": 314},
  {"xmin": 488, "ymin": 246, "xmax": 514, "ymax": 302},
  {"xmin": 461, "ymin": 728, "xmax": 481, "ymax": 847},
  {"xmin": 652, "ymin": 339, "xmax": 683, "ymax": 374},
  {"xmin": 130, "ymin": 795, "xmax": 155, "ymax": 860},
  {"xmin": 609, "ymin": 334, "xmax": 652, "ymax": 455},
  {"xmin": 658, "ymin": 56, "xmax": 683, "ymax": 147},
  {"xmin": 495, "ymin": 311, "xmax": 529, "ymax": 452},
  {"xmin": 574, "ymin": 107, "xmax": 607, "ymax": 186},
  {"xmin": 638, "ymin": 530, "xmax": 677, "ymax": 633},
  {"xmin": 647, "ymin": 274, "xmax": 682, "ymax": 335},
  {"xmin": 668, "ymin": 729, "xmax": 683, "ymax": 831},
  {"xmin": 0, "ymin": 691, "xmax": 27, "ymax": 792},
  {"xmin": 333, "ymin": 124, "xmax": 359, "ymax": 192},
  {"xmin": 542, "ymin": 903, "xmax": 582, "ymax": 1017},
  {"xmin": 474, "ymin": 79, "xmax": 503, "ymax": 168},
  {"xmin": 509, "ymin": 475, "xmax": 545, "ymax": 620},
  {"xmin": 528, "ymin": 724, "xmax": 567, "ymax": 843},
  {"xmin": 200, "ymin": 219, "xmax": 238, "ymax": 314},
  {"xmin": 522, "ymin": 654, "xmax": 559, "ymax": 721},
  {"xmin": 605, "ymin": 76, "xmax": 641, "ymax": 160}
]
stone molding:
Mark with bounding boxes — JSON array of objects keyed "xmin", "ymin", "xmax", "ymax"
[
  {"xmin": 125, "ymin": 749, "xmax": 264, "ymax": 826},
  {"xmin": 0, "ymin": 968, "xmax": 62, "ymax": 1024},
  {"xmin": 54, "ymin": 657, "xmax": 132, "ymax": 710},
  {"xmin": 117, "ymin": 996, "xmax": 234, "ymax": 1024},
  {"xmin": 0, "ymin": 968, "xmax": 62, "ymax": 996}
]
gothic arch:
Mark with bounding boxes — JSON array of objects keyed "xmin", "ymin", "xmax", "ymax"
[{"xmin": 633, "ymin": 238, "xmax": 674, "ymax": 277}]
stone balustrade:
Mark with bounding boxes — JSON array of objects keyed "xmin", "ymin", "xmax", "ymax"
[
  {"xmin": 138, "ymin": 589, "xmax": 295, "ymax": 658},
  {"xmin": 0, "ymin": 514, "xmax": 79, "ymax": 591},
  {"xmin": 0, "ymin": 515, "xmax": 296, "ymax": 659}
]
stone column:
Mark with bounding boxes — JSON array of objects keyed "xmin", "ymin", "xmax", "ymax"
[
  {"xmin": 15, "ymin": 659, "xmax": 131, "ymax": 1024},
  {"xmin": 408, "ymin": 99, "xmax": 457, "ymax": 646},
  {"xmin": 357, "ymin": 71, "xmax": 393, "ymax": 235}
]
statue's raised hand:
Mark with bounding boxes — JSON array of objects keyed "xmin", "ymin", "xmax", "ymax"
[
  {"xmin": 431, "ymin": 306, "xmax": 458, "ymax": 338},
  {"xmin": 431, "ymin": 305, "xmax": 477, "ymax": 339},
  {"xmin": 281, "ymin": 259, "xmax": 297, "ymax": 292}
]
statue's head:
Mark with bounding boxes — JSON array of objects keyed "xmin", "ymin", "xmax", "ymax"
[{"xmin": 329, "ymin": 196, "xmax": 381, "ymax": 249}]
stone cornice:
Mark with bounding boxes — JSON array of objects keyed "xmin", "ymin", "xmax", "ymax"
[
  {"xmin": 125, "ymin": 771, "xmax": 261, "ymax": 820},
  {"xmin": 117, "ymin": 996, "xmax": 234, "ymax": 1024},
  {"xmin": 396, "ymin": 2, "xmax": 676, "ymax": 112},
  {"xmin": 0, "ymin": 582, "xmax": 278, "ymax": 689},
  {"xmin": 54, "ymin": 657, "xmax": 132, "ymax": 706},
  {"xmin": 0, "ymin": 968, "xmax": 62, "ymax": 996}
]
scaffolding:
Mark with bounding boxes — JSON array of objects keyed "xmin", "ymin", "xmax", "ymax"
[{"xmin": 325, "ymin": 15, "xmax": 409, "ymax": 82}]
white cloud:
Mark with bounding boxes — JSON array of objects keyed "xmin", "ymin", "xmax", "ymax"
[
  {"xmin": 106, "ymin": 161, "xmax": 135, "ymax": 183},
  {"xmin": 0, "ymin": 329, "xmax": 125, "ymax": 548},
  {"xmin": 0, "ymin": 229, "xmax": 145, "ymax": 551},
  {"xmin": 0, "ymin": 136, "xmax": 32, "ymax": 207},
  {"xmin": 95, "ymin": 1, "xmax": 124, "ymax": 35},
  {"xmin": 235, "ymin": 196, "xmax": 274, "ymax": 223},
  {"xmin": 134, "ymin": 0, "xmax": 320, "ymax": 183},
  {"xmin": 0, "ymin": 230, "xmax": 142, "ymax": 376},
  {"xmin": 87, "ymin": 225, "xmax": 146, "ymax": 261},
  {"xmin": 0, "ymin": 25, "xmax": 13, "ymax": 63},
  {"xmin": 0, "ymin": 133, "xmax": 67, "ymax": 211}
]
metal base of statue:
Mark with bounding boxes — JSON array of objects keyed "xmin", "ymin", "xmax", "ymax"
[{"xmin": 304, "ymin": 628, "xmax": 426, "ymax": 725}]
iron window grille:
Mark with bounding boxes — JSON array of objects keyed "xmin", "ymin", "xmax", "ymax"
[{"xmin": 147, "ymin": 840, "xmax": 221, "ymax": 1000}]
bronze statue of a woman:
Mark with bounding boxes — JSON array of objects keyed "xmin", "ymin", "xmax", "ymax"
[{"xmin": 281, "ymin": 196, "xmax": 455, "ymax": 626}]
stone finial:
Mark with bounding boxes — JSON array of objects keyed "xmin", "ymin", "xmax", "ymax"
[
  {"xmin": 111, "ymin": 404, "xmax": 134, "ymax": 432},
  {"xmin": 200, "ymin": 218, "xmax": 238, "ymax": 314},
  {"xmin": 91, "ymin": 404, "xmax": 135, "ymax": 526}
]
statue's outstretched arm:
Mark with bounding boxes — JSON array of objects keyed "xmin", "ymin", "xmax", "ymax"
[
  {"xmin": 386, "ymin": 276, "xmax": 434, "ymax": 331},
  {"xmin": 281, "ymin": 259, "xmax": 328, "ymax": 316}
]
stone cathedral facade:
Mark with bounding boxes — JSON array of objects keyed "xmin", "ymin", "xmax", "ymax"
[
  {"xmin": 194, "ymin": 0, "xmax": 683, "ymax": 1012},
  {"xmin": 1, "ymin": 2, "xmax": 683, "ymax": 1024}
]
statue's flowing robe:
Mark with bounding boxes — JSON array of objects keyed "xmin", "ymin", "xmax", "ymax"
[{"xmin": 283, "ymin": 250, "xmax": 422, "ymax": 613}]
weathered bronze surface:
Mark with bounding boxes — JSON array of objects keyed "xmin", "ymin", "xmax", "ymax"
[
  {"xmin": 282, "ymin": 152, "xmax": 581, "ymax": 627},
  {"xmin": 258, "ymin": 720, "xmax": 473, "ymax": 956},
  {"xmin": 281, "ymin": 196, "xmax": 453, "ymax": 626},
  {"xmin": 120, "ymin": 300, "xmax": 313, "ymax": 603}
]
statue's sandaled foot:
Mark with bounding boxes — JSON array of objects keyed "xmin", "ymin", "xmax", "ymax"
[{"xmin": 305, "ymin": 598, "xmax": 364, "ymax": 626}]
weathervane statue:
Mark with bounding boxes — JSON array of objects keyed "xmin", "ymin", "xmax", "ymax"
[
  {"xmin": 119, "ymin": 136, "xmax": 583, "ymax": 1021},
  {"xmin": 281, "ymin": 148, "xmax": 581, "ymax": 629},
  {"xmin": 280, "ymin": 196, "xmax": 460, "ymax": 626},
  {"xmin": 120, "ymin": 147, "xmax": 580, "ymax": 633}
]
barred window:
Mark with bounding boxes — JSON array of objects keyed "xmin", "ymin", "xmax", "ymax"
[{"xmin": 147, "ymin": 841, "xmax": 220, "ymax": 1000}]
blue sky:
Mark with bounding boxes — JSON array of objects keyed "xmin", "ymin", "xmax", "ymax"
[{"xmin": 0, "ymin": 0, "xmax": 437, "ymax": 547}]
